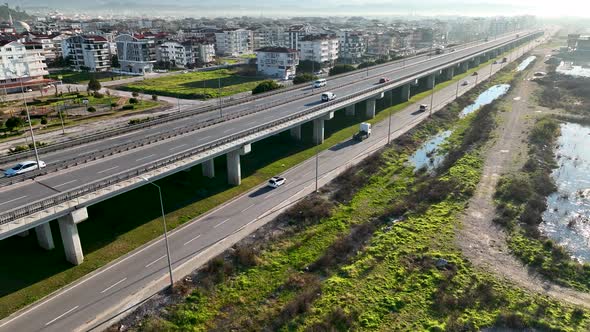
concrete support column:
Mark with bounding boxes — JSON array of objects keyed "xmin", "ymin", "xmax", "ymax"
[
  {"xmin": 444, "ymin": 67, "xmax": 454, "ymax": 80},
  {"xmin": 58, "ymin": 207, "xmax": 88, "ymax": 265},
  {"xmin": 290, "ymin": 125, "xmax": 302, "ymax": 140},
  {"xmin": 17, "ymin": 230, "xmax": 29, "ymax": 237},
  {"xmin": 426, "ymin": 74, "xmax": 435, "ymax": 89},
  {"xmin": 313, "ymin": 118, "xmax": 325, "ymax": 145},
  {"xmin": 345, "ymin": 104, "xmax": 355, "ymax": 117},
  {"xmin": 226, "ymin": 144, "xmax": 251, "ymax": 186},
  {"xmin": 202, "ymin": 159, "xmax": 215, "ymax": 178},
  {"xmin": 460, "ymin": 62, "xmax": 469, "ymax": 72},
  {"xmin": 384, "ymin": 90, "xmax": 393, "ymax": 104},
  {"xmin": 35, "ymin": 223, "xmax": 54, "ymax": 250},
  {"xmin": 400, "ymin": 84, "xmax": 410, "ymax": 102},
  {"xmin": 366, "ymin": 98, "xmax": 376, "ymax": 119},
  {"xmin": 473, "ymin": 57, "xmax": 480, "ymax": 67}
]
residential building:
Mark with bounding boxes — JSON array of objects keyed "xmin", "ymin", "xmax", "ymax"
[
  {"xmin": 337, "ymin": 30, "xmax": 366, "ymax": 64},
  {"xmin": 27, "ymin": 33, "xmax": 65, "ymax": 64},
  {"xmin": 256, "ymin": 46, "xmax": 298, "ymax": 80},
  {"xmin": 252, "ymin": 25, "xmax": 286, "ymax": 49},
  {"xmin": 286, "ymin": 24, "xmax": 312, "ymax": 50},
  {"xmin": 298, "ymin": 34, "xmax": 339, "ymax": 65},
  {"xmin": 157, "ymin": 41, "xmax": 187, "ymax": 67},
  {"xmin": 62, "ymin": 35, "xmax": 111, "ymax": 72},
  {"xmin": 157, "ymin": 40, "xmax": 216, "ymax": 68},
  {"xmin": 214, "ymin": 29, "xmax": 253, "ymax": 56},
  {"xmin": 185, "ymin": 40, "xmax": 215, "ymax": 66},
  {"xmin": 115, "ymin": 34, "xmax": 157, "ymax": 74},
  {"xmin": 0, "ymin": 41, "xmax": 49, "ymax": 92}
]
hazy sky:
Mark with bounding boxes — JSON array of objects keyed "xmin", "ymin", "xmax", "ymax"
[{"xmin": 19, "ymin": 0, "xmax": 590, "ymax": 17}]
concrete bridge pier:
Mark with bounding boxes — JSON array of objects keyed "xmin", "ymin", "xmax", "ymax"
[
  {"xmin": 345, "ymin": 104, "xmax": 355, "ymax": 117},
  {"xmin": 313, "ymin": 112, "xmax": 334, "ymax": 145},
  {"xmin": 365, "ymin": 98, "xmax": 376, "ymax": 119},
  {"xmin": 290, "ymin": 125, "xmax": 302, "ymax": 140},
  {"xmin": 35, "ymin": 223, "xmax": 54, "ymax": 250},
  {"xmin": 202, "ymin": 159, "xmax": 215, "ymax": 178},
  {"xmin": 460, "ymin": 61, "xmax": 469, "ymax": 73},
  {"xmin": 58, "ymin": 207, "xmax": 88, "ymax": 265},
  {"xmin": 400, "ymin": 84, "xmax": 411, "ymax": 102},
  {"xmin": 426, "ymin": 74, "xmax": 435, "ymax": 89},
  {"xmin": 472, "ymin": 57, "xmax": 480, "ymax": 67},
  {"xmin": 384, "ymin": 90, "xmax": 394, "ymax": 104},
  {"xmin": 227, "ymin": 144, "xmax": 251, "ymax": 186},
  {"xmin": 443, "ymin": 67, "xmax": 454, "ymax": 80}
]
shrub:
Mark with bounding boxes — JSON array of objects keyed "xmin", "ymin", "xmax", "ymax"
[
  {"xmin": 87, "ymin": 106, "xmax": 96, "ymax": 112},
  {"xmin": 292, "ymin": 73, "xmax": 317, "ymax": 84},
  {"xmin": 122, "ymin": 105, "xmax": 135, "ymax": 110},
  {"xmin": 110, "ymin": 102, "xmax": 118, "ymax": 107},
  {"xmin": 129, "ymin": 97, "xmax": 139, "ymax": 104},
  {"xmin": 329, "ymin": 64, "xmax": 355, "ymax": 76},
  {"xmin": 93, "ymin": 92, "xmax": 103, "ymax": 98},
  {"xmin": 358, "ymin": 61, "xmax": 376, "ymax": 69},
  {"xmin": 131, "ymin": 91, "xmax": 139, "ymax": 97},
  {"xmin": 252, "ymin": 80, "xmax": 283, "ymax": 94},
  {"xmin": 40, "ymin": 117, "xmax": 48, "ymax": 125},
  {"xmin": 151, "ymin": 94, "xmax": 158, "ymax": 101},
  {"xmin": 5, "ymin": 116, "xmax": 24, "ymax": 131}
]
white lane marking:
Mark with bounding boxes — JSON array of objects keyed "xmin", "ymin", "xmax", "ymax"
[
  {"xmin": 198, "ymin": 135, "xmax": 211, "ymax": 141},
  {"xmin": 183, "ymin": 234, "xmax": 202, "ymax": 246},
  {"xmin": 241, "ymin": 204, "xmax": 255, "ymax": 213},
  {"xmin": 45, "ymin": 306, "xmax": 79, "ymax": 326},
  {"xmin": 78, "ymin": 149, "xmax": 97, "ymax": 156},
  {"xmin": 222, "ymin": 128, "xmax": 233, "ymax": 134},
  {"xmin": 0, "ymin": 195, "xmax": 27, "ymax": 206},
  {"xmin": 97, "ymin": 166, "xmax": 119, "ymax": 174},
  {"xmin": 214, "ymin": 218, "xmax": 230, "ymax": 229},
  {"xmin": 169, "ymin": 144, "xmax": 187, "ymax": 151},
  {"xmin": 173, "ymin": 125, "xmax": 184, "ymax": 130},
  {"xmin": 264, "ymin": 192, "xmax": 274, "ymax": 199},
  {"xmin": 100, "ymin": 277, "xmax": 128, "ymax": 294},
  {"xmin": 145, "ymin": 255, "xmax": 166, "ymax": 268},
  {"xmin": 54, "ymin": 179, "xmax": 78, "ymax": 188},
  {"xmin": 135, "ymin": 154, "xmax": 156, "ymax": 162},
  {"xmin": 107, "ymin": 132, "xmax": 135, "ymax": 140}
]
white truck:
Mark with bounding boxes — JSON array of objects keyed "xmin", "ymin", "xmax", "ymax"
[{"xmin": 353, "ymin": 122, "xmax": 372, "ymax": 141}]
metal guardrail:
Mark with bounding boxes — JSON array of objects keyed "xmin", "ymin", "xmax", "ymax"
[
  {"xmin": 0, "ymin": 31, "xmax": 542, "ymax": 225},
  {"xmin": 0, "ymin": 30, "xmax": 528, "ymax": 166}
]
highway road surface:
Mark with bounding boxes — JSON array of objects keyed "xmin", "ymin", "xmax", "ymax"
[
  {"xmin": 0, "ymin": 31, "xmax": 538, "ymax": 215},
  {"xmin": 0, "ymin": 39, "xmax": 540, "ymax": 331}
]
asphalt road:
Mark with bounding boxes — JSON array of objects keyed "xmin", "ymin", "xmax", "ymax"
[
  {"xmin": 0, "ymin": 31, "xmax": 537, "ymax": 216},
  {"xmin": 0, "ymin": 38, "xmax": 543, "ymax": 332}
]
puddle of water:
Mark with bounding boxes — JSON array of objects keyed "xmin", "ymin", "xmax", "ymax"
[
  {"xmin": 557, "ymin": 61, "xmax": 590, "ymax": 78},
  {"xmin": 460, "ymin": 84, "xmax": 510, "ymax": 118},
  {"xmin": 408, "ymin": 130, "xmax": 453, "ymax": 172},
  {"xmin": 516, "ymin": 56, "xmax": 536, "ymax": 72},
  {"xmin": 540, "ymin": 122, "xmax": 590, "ymax": 263}
]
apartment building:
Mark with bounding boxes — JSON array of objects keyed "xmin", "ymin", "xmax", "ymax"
[
  {"xmin": 27, "ymin": 33, "xmax": 65, "ymax": 64},
  {"xmin": 157, "ymin": 40, "xmax": 215, "ymax": 68},
  {"xmin": 185, "ymin": 40, "xmax": 215, "ymax": 66},
  {"xmin": 62, "ymin": 35, "xmax": 111, "ymax": 72},
  {"xmin": 368, "ymin": 32, "xmax": 398, "ymax": 57},
  {"xmin": 115, "ymin": 34, "xmax": 157, "ymax": 74},
  {"xmin": 256, "ymin": 46, "xmax": 298, "ymax": 80},
  {"xmin": 214, "ymin": 29, "xmax": 252, "ymax": 56},
  {"xmin": 298, "ymin": 34, "xmax": 339, "ymax": 65},
  {"xmin": 336, "ymin": 30, "xmax": 366, "ymax": 64},
  {"xmin": 0, "ymin": 41, "xmax": 49, "ymax": 92},
  {"xmin": 157, "ymin": 41, "xmax": 187, "ymax": 67},
  {"xmin": 286, "ymin": 24, "xmax": 312, "ymax": 50},
  {"xmin": 252, "ymin": 25, "xmax": 286, "ymax": 49}
]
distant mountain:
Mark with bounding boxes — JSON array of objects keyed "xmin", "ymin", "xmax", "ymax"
[{"xmin": 0, "ymin": 5, "xmax": 31, "ymax": 21}]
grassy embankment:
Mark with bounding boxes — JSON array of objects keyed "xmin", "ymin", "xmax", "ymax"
[
  {"xmin": 118, "ymin": 69, "xmax": 265, "ymax": 99},
  {"xmin": 0, "ymin": 54, "xmax": 502, "ymax": 319},
  {"xmin": 47, "ymin": 71, "xmax": 133, "ymax": 84},
  {"xmin": 130, "ymin": 59, "xmax": 590, "ymax": 331},
  {"xmin": 494, "ymin": 72, "xmax": 590, "ymax": 292}
]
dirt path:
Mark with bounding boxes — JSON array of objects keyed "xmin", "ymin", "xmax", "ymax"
[{"xmin": 457, "ymin": 46, "xmax": 590, "ymax": 309}]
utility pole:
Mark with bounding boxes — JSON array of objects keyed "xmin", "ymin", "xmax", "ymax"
[
  {"xmin": 429, "ymin": 75, "xmax": 436, "ymax": 117},
  {"xmin": 57, "ymin": 102, "xmax": 65, "ymax": 135},
  {"xmin": 315, "ymin": 147, "xmax": 319, "ymax": 193},
  {"xmin": 387, "ymin": 90, "xmax": 392, "ymax": 145}
]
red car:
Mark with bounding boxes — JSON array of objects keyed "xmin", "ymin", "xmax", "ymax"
[{"xmin": 379, "ymin": 77, "xmax": 390, "ymax": 83}]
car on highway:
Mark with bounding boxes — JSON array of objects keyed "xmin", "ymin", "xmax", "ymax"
[
  {"xmin": 25, "ymin": 88, "xmax": 33, "ymax": 92},
  {"xmin": 3, "ymin": 160, "xmax": 46, "ymax": 177},
  {"xmin": 267, "ymin": 176, "xmax": 286, "ymax": 188},
  {"xmin": 379, "ymin": 77, "xmax": 390, "ymax": 83},
  {"xmin": 312, "ymin": 78, "xmax": 327, "ymax": 88},
  {"xmin": 472, "ymin": 71, "xmax": 479, "ymax": 76},
  {"xmin": 321, "ymin": 92, "xmax": 336, "ymax": 102},
  {"xmin": 418, "ymin": 104, "xmax": 428, "ymax": 113},
  {"xmin": 461, "ymin": 81, "xmax": 469, "ymax": 86}
]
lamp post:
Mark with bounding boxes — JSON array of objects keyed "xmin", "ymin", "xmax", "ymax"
[
  {"xmin": 429, "ymin": 75, "xmax": 436, "ymax": 117},
  {"xmin": 141, "ymin": 176, "xmax": 174, "ymax": 289},
  {"xmin": 13, "ymin": 73, "xmax": 41, "ymax": 170},
  {"xmin": 387, "ymin": 89, "xmax": 392, "ymax": 145},
  {"xmin": 315, "ymin": 147, "xmax": 319, "ymax": 193}
]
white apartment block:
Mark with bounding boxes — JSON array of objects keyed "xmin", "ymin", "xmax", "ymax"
[
  {"xmin": 115, "ymin": 34, "xmax": 157, "ymax": 74},
  {"xmin": 337, "ymin": 30, "xmax": 366, "ymax": 64},
  {"xmin": 252, "ymin": 26, "xmax": 286, "ymax": 49},
  {"xmin": 298, "ymin": 35, "xmax": 339, "ymax": 65},
  {"xmin": 62, "ymin": 35, "xmax": 111, "ymax": 72},
  {"xmin": 157, "ymin": 41, "xmax": 215, "ymax": 68},
  {"xmin": 214, "ymin": 29, "xmax": 253, "ymax": 56},
  {"xmin": 368, "ymin": 33, "xmax": 398, "ymax": 57},
  {"xmin": 256, "ymin": 47, "xmax": 299, "ymax": 80},
  {"xmin": 158, "ymin": 41, "xmax": 188, "ymax": 67},
  {"xmin": 190, "ymin": 42, "xmax": 215, "ymax": 65},
  {"xmin": 0, "ymin": 41, "xmax": 49, "ymax": 91},
  {"xmin": 287, "ymin": 24, "xmax": 312, "ymax": 50},
  {"xmin": 28, "ymin": 34, "xmax": 65, "ymax": 64}
]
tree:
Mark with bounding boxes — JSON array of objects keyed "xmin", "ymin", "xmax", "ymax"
[
  {"xmin": 131, "ymin": 91, "xmax": 139, "ymax": 98},
  {"xmin": 88, "ymin": 77, "xmax": 101, "ymax": 93},
  {"xmin": 293, "ymin": 73, "xmax": 318, "ymax": 85},
  {"xmin": 358, "ymin": 61, "xmax": 376, "ymax": 69},
  {"xmin": 111, "ymin": 55, "xmax": 120, "ymax": 68},
  {"xmin": 252, "ymin": 80, "xmax": 283, "ymax": 95},
  {"xmin": 329, "ymin": 64, "xmax": 356, "ymax": 76},
  {"xmin": 5, "ymin": 116, "xmax": 24, "ymax": 132},
  {"xmin": 40, "ymin": 116, "xmax": 48, "ymax": 125},
  {"xmin": 297, "ymin": 60, "xmax": 321, "ymax": 73}
]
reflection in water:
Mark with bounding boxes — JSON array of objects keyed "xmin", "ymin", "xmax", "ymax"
[
  {"xmin": 409, "ymin": 130, "xmax": 453, "ymax": 173},
  {"xmin": 516, "ymin": 56, "xmax": 536, "ymax": 71},
  {"xmin": 540, "ymin": 122, "xmax": 590, "ymax": 263},
  {"xmin": 460, "ymin": 84, "xmax": 510, "ymax": 118}
]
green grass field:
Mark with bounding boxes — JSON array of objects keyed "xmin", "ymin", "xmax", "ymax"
[
  {"xmin": 0, "ymin": 55, "xmax": 508, "ymax": 319},
  {"xmin": 118, "ymin": 69, "xmax": 264, "ymax": 99},
  {"xmin": 47, "ymin": 71, "xmax": 133, "ymax": 84}
]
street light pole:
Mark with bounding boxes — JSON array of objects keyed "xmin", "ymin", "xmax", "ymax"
[
  {"xmin": 429, "ymin": 75, "xmax": 436, "ymax": 117},
  {"xmin": 315, "ymin": 147, "xmax": 319, "ymax": 193},
  {"xmin": 387, "ymin": 90, "xmax": 392, "ymax": 145},
  {"xmin": 455, "ymin": 80, "xmax": 460, "ymax": 99},
  {"xmin": 57, "ymin": 102, "xmax": 65, "ymax": 135},
  {"xmin": 18, "ymin": 79, "xmax": 41, "ymax": 170},
  {"xmin": 141, "ymin": 177, "xmax": 174, "ymax": 289}
]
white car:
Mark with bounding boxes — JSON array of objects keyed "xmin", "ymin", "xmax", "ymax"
[
  {"xmin": 267, "ymin": 176, "xmax": 286, "ymax": 188},
  {"xmin": 4, "ymin": 160, "xmax": 46, "ymax": 177}
]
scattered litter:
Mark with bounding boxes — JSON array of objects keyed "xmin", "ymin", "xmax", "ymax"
[{"xmin": 513, "ymin": 96, "xmax": 521, "ymax": 101}]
